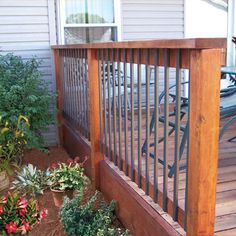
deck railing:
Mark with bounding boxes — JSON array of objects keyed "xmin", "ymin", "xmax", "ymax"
[{"xmin": 53, "ymin": 38, "xmax": 226, "ymax": 235}]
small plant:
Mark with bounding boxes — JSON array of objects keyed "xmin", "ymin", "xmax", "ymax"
[
  {"xmin": 49, "ymin": 160, "xmax": 88, "ymax": 191},
  {"xmin": 0, "ymin": 192, "xmax": 47, "ymax": 235},
  {"xmin": 11, "ymin": 164, "xmax": 50, "ymax": 197},
  {"xmin": 60, "ymin": 191, "xmax": 130, "ymax": 236}
]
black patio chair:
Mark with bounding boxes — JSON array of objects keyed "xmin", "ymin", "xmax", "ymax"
[{"xmin": 142, "ymin": 82, "xmax": 236, "ymax": 178}]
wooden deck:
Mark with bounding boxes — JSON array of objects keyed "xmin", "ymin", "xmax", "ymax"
[{"xmin": 105, "ymin": 112, "xmax": 236, "ymax": 235}]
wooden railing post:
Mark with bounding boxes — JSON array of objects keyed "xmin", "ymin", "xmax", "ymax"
[
  {"xmin": 87, "ymin": 49, "xmax": 104, "ymax": 189},
  {"xmin": 54, "ymin": 49, "xmax": 64, "ymax": 146},
  {"xmin": 187, "ymin": 49, "xmax": 222, "ymax": 235}
]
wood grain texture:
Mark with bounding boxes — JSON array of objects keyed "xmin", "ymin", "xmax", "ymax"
[
  {"xmin": 100, "ymin": 160, "xmax": 184, "ymax": 236},
  {"xmin": 52, "ymin": 38, "xmax": 226, "ymax": 50},
  {"xmin": 187, "ymin": 49, "xmax": 222, "ymax": 236},
  {"xmin": 87, "ymin": 49, "xmax": 104, "ymax": 189}
]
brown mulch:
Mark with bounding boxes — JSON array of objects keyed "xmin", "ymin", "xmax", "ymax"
[
  {"xmin": 23, "ymin": 147, "xmax": 70, "ymax": 236},
  {"xmin": 1, "ymin": 147, "xmax": 126, "ymax": 236}
]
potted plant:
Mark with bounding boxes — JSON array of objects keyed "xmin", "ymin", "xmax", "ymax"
[
  {"xmin": 49, "ymin": 160, "xmax": 89, "ymax": 207},
  {"xmin": 0, "ymin": 192, "xmax": 47, "ymax": 235}
]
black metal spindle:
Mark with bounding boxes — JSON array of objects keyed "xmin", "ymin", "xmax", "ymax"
[
  {"xmin": 124, "ymin": 49, "xmax": 129, "ymax": 176},
  {"xmin": 106, "ymin": 49, "xmax": 112, "ymax": 160},
  {"xmin": 80, "ymin": 49, "xmax": 86, "ymax": 136},
  {"xmin": 84, "ymin": 50, "xmax": 90, "ymax": 139},
  {"xmin": 173, "ymin": 49, "xmax": 181, "ymax": 220},
  {"xmin": 71, "ymin": 49, "xmax": 77, "ymax": 125},
  {"xmin": 153, "ymin": 49, "xmax": 159, "ymax": 203},
  {"xmin": 163, "ymin": 49, "xmax": 170, "ymax": 211},
  {"xmin": 66, "ymin": 50, "xmax": 71, "ymax": 119},
  {"xmin": 112, "ymin": 49, "xmax": 117, "ymax": 165},
  {"xmin": 145, "ymin": 49, "xmax": 150, "ymax": 195},
  {"xmin": 117, "ymin": 49, "xmax": 123, "ymax": 170},
  {"xmin": 81, "ymin": 49, "xmax": 86, "ymax": 136},
  {"xmin": 130, "ymin": 49, "xmax": 135, "ymax": 181},
  {"xmin": 137, "ymin": 48, "xmax": 142, "ymax": 188}
]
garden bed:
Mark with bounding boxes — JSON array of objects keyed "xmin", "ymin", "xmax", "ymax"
[{"xmin": 1, "ymin": 147, "xmax": 127, "ymax": 236}]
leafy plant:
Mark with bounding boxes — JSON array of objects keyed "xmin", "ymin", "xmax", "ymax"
[
  {"xmin": 0, "ymin": 192, "xmax": 47, "ymax": 235},
  {"xmin": 0, "ymin": 158, "xmax": 14, "ymax": 176},
  {"xmin": 0, "ymin": 115, "xmax": 29, "ymax": 162},
  {"xmin": 49, "ymin": 161, "xmax": 89, "ymax": 191},
  {"xmin": 0, "ymin": 53, "xmax": 55, "ymax": 151},
  {"xmin": 11, "ymin": 164, "xmax": 50, "ymax": 197},
  {"xmin": 60, "ymin": 191, "xmax": 130, "ymax": 236}
]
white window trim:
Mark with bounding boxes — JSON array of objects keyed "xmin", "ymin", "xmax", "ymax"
[{"xmin": 57, "ymin": 0, "xmax": 121, "ymax": 44}]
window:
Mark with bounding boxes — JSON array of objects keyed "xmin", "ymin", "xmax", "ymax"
[{"xmin": 59, "ymin": 0, "xmax": 120, "ymax": 44}]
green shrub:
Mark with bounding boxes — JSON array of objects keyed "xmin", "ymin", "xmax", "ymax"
[
  {"xmin": 60, "ymin": 191, "xmax": 130, "ymax": 236},
  {"xmin": 0, "ymin": 53, "xmax": 55, "ymax": 150}
]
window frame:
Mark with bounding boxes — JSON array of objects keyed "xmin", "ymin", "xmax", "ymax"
[{"xmin": 57, "ymin": 0, "xmax": 121, "ymax": 44}]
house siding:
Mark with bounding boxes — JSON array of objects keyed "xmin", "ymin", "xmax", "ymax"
[
  {"xmin": 0, "ymin": 0, "xmax": 58, "ymax": 146},
  {"xmin": 121, "ymin": 0, "xmax": 184, "ymax": 40}
]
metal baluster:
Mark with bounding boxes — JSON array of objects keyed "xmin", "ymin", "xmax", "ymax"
[
  {"xmin": 78, "ymin": 49, "xmax": 83, "ymax": 133},
  {"xmin": 137, "ymin": 48, "xmax": 142, "ymax": 188},
  {"xmin": 145, "ymin": 49, "xmax": 150, "ymax": 195},
  {"xmin": 112, "ymin": 49, "xmax": 117, "ymax": 165},
  {"xmin": 107, "ymin": 49, "xmax": 112, "ymax": 160},
  {"xmin": 124, "ymin": 49, "xmax": 129, "ymax": 176},
  {"xmin": 118, "ymin": 49, "xmax": 123, "ymax": 170},
  {"xmin": 173, "ymin": 49, "xmax": 181, "ymax": 220},
  {"xmin": 84, "ymin": 50, "xmax": 90, "ymax": 139},
  {"xmin": 163, "ymin": 49, "xmax": 170, "ymax": 211},
  {"xmin": 153, "ymin": 49, "xmax": 159, "ymax": 203},
  {"xmin": 130, "ymin": 49, "xmax": 135, "ymax": 181},
  {"xmin": 71, "ymin": 49, "xmax": 76, "ymax": 125},
  {"xmin": 81, "ymin": 49, "xmax": 86, "ymax": 136}
]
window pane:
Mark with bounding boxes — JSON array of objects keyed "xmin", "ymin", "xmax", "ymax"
[
  {"xmin": 65, "ymin": 0, "xmax": 114, "ymax": 24},
  {"xmin": 65, "ymin": 27, "xmax": 117, "ymax": 44},
  {"xmin": 65, "ymin": 0, "xmax": 86, "ymax": 24}
]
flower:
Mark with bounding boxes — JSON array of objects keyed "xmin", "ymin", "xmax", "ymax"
[
  {"xmin": 51, "ymin": 162, "xmax": 59, "ymax": 168},
  {"xmin": 18, "ymin": 207, "xmax": 27, "ymax": 216},
  {"xmin": 40, "ymin": 208, "xmax": 48, "ymax": 219},
  {"xmin": 0, "ymin": 195, "xmax": 8, "ymax": 204},
  {"xmin": 17, "ymin": 197, "xmax": 28, "ymax": 209},
  {"xmin": 0, "ymin": 205, "xmax": 4, "ymax": 214},
  {"xmin": 19, "ymin": 221, "xmax": 30, "ymax": 235},
  {"xmin": 5, "ymin": 222, "xmax": 17, "ymax": 234},
  {"xmin": 67, "ymin": 158, "xmax": 74, "ymax": 165}
]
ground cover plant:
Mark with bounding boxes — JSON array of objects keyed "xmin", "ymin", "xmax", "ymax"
[{"xmin": 60, "ymin": 191, "xmax": 130, "ymax": 236}]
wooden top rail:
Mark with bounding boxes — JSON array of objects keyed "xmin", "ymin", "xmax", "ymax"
[{"xmin": 52, "ymin": 38, "xmax": 226, "ymax": 50}]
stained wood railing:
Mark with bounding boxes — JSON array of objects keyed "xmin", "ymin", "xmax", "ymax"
[{"xmin": 53, "ymin": 38, "xmax": 226, "ymax": 235}]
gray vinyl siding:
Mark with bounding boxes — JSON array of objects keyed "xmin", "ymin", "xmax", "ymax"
[
  {"xmin": 121, "ymin": 0, "xmax": 184, "ymax": 40},
  {"xmin": 0, "ymin": 0, "xmax": 58, "ymax": 146}
]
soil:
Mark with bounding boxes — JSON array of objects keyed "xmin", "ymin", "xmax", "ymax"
[
  {"xmin": 23, "ymin": 147, "xmax": 70, "ymax": 236},
  {"xmin": 3, "ymin": 147, "xmax": 127, "ymax": 236}
]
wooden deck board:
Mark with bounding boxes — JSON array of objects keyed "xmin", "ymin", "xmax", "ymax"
[{"xmin": 105, "ymin": 112, "xmax": 236, "ymax": 234}]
